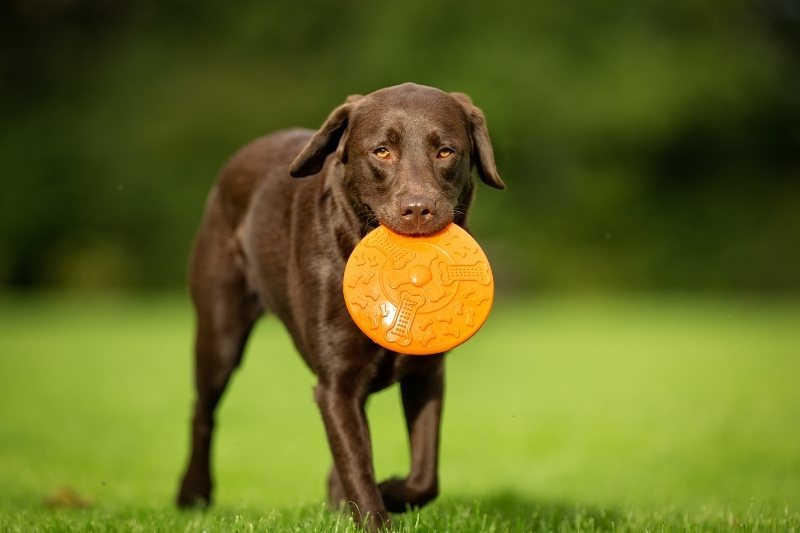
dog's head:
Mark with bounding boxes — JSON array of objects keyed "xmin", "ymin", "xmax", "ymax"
[{"xmin": 289, "ymin": 83, "xmax": 505, "ymax": 236}]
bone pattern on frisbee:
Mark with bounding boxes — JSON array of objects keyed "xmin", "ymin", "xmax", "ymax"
[{"xmin": 343, "ymin": 223, "xmax": 494, "ymax": 355}]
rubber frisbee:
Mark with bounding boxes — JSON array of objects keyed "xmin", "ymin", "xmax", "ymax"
[{"xmin": 343, "ymin": 223, "xmax": 494, "ymax": 355}]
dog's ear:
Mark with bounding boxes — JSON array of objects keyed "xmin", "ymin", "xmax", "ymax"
[
  {"xmin": 451, "ymin": 92, "xmax": 506, "ymax": 190},
  {"xmin": 289, "ymin": 95, "xmax": 363, "ymax": 178}
]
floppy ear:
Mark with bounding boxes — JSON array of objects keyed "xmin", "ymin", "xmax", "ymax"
[
  {"xmin": 289, "ymin": 95, "xmax": 362, "ymax": 178},
  {"xmin": 451, "ymin": 92, "xmax": 506, "ymax": 190}
]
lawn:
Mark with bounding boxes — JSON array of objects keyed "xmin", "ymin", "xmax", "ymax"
[{"xmin": 0, "ymin": 293, "xmax": 798, "ymax": 531}]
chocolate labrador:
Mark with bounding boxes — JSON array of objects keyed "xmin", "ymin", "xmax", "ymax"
[{"xmin": 176, "ymin": 82, "xmax": 504, "ymax": 530}]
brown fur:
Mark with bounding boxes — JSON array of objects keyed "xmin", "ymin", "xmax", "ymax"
[{"xmin": 176, "ymin": 83, "xmax": 504, "ymax": 530}]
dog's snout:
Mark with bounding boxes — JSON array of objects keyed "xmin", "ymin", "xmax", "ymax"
[
  {"xmin": 386, "ymin": 194, "xmax": 450, "ymax": 236},
  {"xmin": 400, "ymin": 196, "xmax": 435, "ymax": 223}
]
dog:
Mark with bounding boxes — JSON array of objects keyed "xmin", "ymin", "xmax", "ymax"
[{"xmin": 176, "ymin": 82, "xmax": 504, "ymax": 530}]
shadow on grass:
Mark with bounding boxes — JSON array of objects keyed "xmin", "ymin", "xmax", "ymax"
[
  {"xmin": 401, "ymin": 492, "xmax": 800, "ymax": 532},
  {"xmin": 165, "ymin": 494, "xmax": 622, "ymax": 531},
  {"xmin": 404, "ymin": 491, "xmax": 622, "ymax": 531}
]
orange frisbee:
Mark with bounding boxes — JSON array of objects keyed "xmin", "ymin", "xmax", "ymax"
[{"xmin": 343, "ymin": 223, "xmax": 494, "ymax": 355}]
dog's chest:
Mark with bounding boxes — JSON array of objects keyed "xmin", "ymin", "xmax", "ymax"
[{"xmin": 365, "ymin": 350, "xmax": 430, "ymax": 393}]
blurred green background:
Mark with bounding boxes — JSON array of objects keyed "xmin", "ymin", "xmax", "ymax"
[
  {"xmin": 2, "ymin": 0, "xmax": 798, "ymax": 294},
  {"xmin": 2, "ymin": 2, "xmax": 800, "ymax": 530}
]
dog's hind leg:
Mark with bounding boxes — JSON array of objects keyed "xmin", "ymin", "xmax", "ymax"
[
  {"xmin": 177, "ymin": 203, "xmax": 262, "ymax": 508},
  {"xmin": 327, "ymin": 464, "xmax": 346, "ymax": 509}
]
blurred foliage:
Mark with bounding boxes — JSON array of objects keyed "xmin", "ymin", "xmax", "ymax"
[{"xmin": 1, "ymin": 0, "xmax": 798, "ymax": 292}]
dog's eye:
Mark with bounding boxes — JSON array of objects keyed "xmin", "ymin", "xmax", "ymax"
[
  {"xmin": 374, "ymin": 147, "xmax": 391, "ymax": 159},
  {"xmin": 437, "ymin": 147, "xmax": 455, "ymax": 159}
]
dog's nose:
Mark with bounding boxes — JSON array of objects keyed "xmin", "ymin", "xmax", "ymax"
[{"xmin": 400, "ymin": 196, "xmax": 435, "ymax": 225}]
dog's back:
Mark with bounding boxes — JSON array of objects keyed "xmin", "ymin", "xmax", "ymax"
[{"xmin": 207, "ymin": 129, "xmax": 313, "ymax": 232}]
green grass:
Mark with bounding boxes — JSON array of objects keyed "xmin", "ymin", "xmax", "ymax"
[{"xmin": 1, "ymin": 293, "xmax": 799, "ymax": 531}]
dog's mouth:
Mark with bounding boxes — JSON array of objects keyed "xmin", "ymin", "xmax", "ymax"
[
  {"xmin": 359, "ymin": 203, "xmax": 452, "ymax": 237},
  {"xmin": 376, "ymin": 212, "xmax": 452, "ymax": 237},
  {"xmin": 357, "ymin": 204, "xmax": 381, "ymax": 234},
  {"xmin": 384, "ymin": 219, "xmax": 451, "ymax": 237}
]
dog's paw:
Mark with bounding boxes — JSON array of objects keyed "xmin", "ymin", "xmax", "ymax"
[
  {"xmin": 176, "ymin": 492, "xmax": 210, "ymax": 509},
  {"xmin": 378, "ymin": 477, "xmax": 408, "ymax": 512},
  {"xmin": 176, "ymin": 477, "xmax": 211, "ymax": 509},
  {"xmin": 378, "ymin": 477, "xmax": 438, "ymax": 513}
]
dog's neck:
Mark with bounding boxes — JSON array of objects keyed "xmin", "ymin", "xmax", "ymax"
[{"xmin": 321, "ymin": 161, "xmax": 374, "ymax": 260}]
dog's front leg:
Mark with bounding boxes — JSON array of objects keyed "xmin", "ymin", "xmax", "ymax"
[
  {"xmin": 314, "ymin": 382, "xmax": 389, "ymax": 530},
  {"xmin": 380, "ymin": 354, "xmax": 444, "ymax": 512}
]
